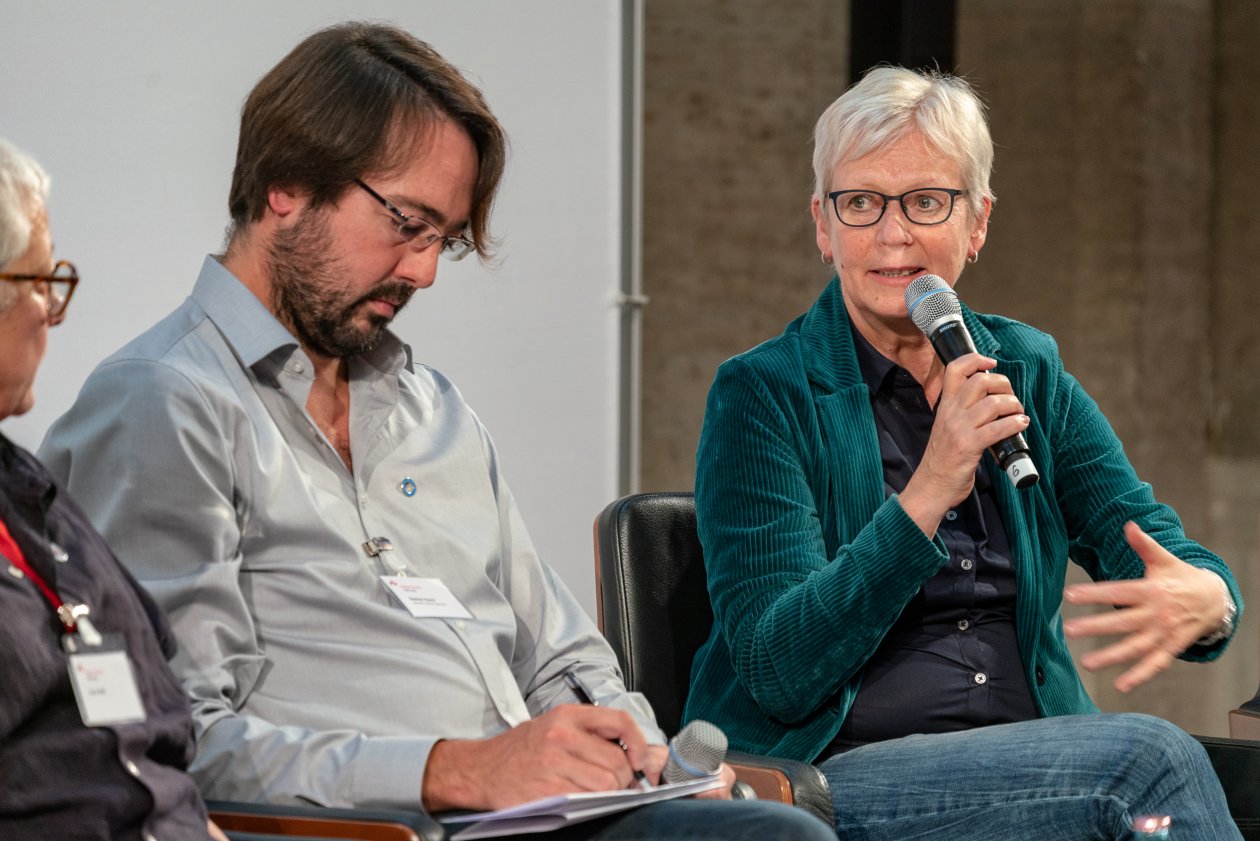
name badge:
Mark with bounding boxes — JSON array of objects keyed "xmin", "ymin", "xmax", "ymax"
[
  {"xmin": 66, "ymin": 646, "xmax": 146, "ymax": 727},
  {"xmin": 380, "ymin": 576, "xmax": 473, "ymax": 619}
]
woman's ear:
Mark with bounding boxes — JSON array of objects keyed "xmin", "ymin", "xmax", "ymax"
[
  {"xmin": 811, "ymin": 195, "xmax": 832, "ymax": 259},
  {"xmin": 969, "ymin": 195, "xmax": 992, "ymax": 256}
]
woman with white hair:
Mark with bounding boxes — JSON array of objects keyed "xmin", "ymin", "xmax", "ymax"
[
  {"xmin": 684, "ymin": 68, "xmax": 1243, "ymax": 838},
  {"xmin": 0, "ymin": 138, "xmax": 226, "ymax": 840}
]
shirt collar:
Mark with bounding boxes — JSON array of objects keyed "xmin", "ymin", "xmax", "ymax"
[
  {"xmin": 0, "ymin": 433, "xmax": 56, "ymax": 515},
  {"xmin": 190, "ymin": 255, "xmax": 414, "ymax": 376},
  {"xmin": 849, "ymin": 316, "xmax": 901, "ymax": 396}
]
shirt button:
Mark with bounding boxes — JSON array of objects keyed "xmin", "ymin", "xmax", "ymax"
[
  {"xmin": 945, "ymin": 510, "xmax": 959, "ymax": 522},
  {"xmin": 960, "ymin": 558, "xmax": 974, "ymax": 571},
  {"xmin": 974, "ymin": 672, "xmax": 988, "ymax": 685},
  {"xmin": 291, "ymin": 361, "xmax": 305, "ymax": 373},
  {"xmin": 957, "ymin": 619, "xmax": 970, "ymax": 631},
  {"xmin": 125, "ymin": 760, "xmax": 141, "ymax": 777},
  {"xmin": 7, "ymin": 565, "xmax": 23, "ymax": 579}
]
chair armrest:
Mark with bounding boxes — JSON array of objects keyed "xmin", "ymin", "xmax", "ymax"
[
  {"xmin": 1232, "ymin": 687, "xmax": 1260, "ymax": 741},
  {"xmin": 726, "ymin": 749, "xmax": 833, "ymax": 826},
  {"xmin": 1193, "ymin": 735, "xmax": 1260, "ymax": 841},
  {"xmin": 207, "ymin": 800, "xmax": 447, "ymax": 841},
  {"xmin": 1232, "ymin": 706, "xmax": 1260, "ymax": 741}
]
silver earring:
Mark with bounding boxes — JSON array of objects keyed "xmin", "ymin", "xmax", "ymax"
[
  {"xmin": 821, "ymin": 253, "xmax": 833, "ymax": 265},
  {"xmin": 966, "ymin": 252, "xmax": 978, "ymax": 265}
]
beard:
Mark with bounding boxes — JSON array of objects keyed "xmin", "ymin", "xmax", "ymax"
[{"xmin": 266, "ymin": 209, "xmax": 415, "ymax": 359}]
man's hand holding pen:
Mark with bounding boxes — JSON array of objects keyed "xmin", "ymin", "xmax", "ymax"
[
  {"xmin": 422, "ymin": 703, "xmax": 660, "ymax": 812},
  {"xmin": 420, "ymin": 671, "xmax": 735, "ymax": 813},
  {"xmin": 564, "ymin": 671, "xmax": 653, "ymax": 791},
  {"xmin": 564, "ymin": 671, "xmax": 735, "ymax": 802}
]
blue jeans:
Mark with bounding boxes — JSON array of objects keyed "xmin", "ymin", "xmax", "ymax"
[
  {"xmin": 820, "ymin": 713, "xmax": 1241, "ymax": 840},
  {"xmin": 520, "ymin": 798, "xmax": 835, "ymax": 840}
]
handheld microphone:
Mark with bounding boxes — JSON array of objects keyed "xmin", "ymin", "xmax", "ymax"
[
  {"xmin": 663, "ymin": 720, "xmax": 755, "ymax": 799},
  {"xmin": 662, "ymin": 720, "xmax": 726, "ymax": 784},
  {"xmin": 904, "ymin": 274, "xmax": 1039, "ymax": 489}
]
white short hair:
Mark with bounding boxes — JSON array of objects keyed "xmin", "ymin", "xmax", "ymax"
[
  {"xmin": 0, "ymin": 138, "xmax": 50, "ymax": 269},
  {"xmin": 812, "ymin": 66, "xmax": 993, "ymax": 218}
]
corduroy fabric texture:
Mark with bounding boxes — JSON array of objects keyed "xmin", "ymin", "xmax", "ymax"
[{"xmin": 684, "ymin": 277, "xmax": 1242, "ymax": 762}]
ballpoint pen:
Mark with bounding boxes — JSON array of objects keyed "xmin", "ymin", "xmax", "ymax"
[{"xmin": 563, "ymin": 670, "xmax": 653, "ymax": 790}]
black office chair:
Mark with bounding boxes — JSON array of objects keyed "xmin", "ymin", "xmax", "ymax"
[
  {"xmin": 594, "ymin": 492, "xmax": 833, "ymax": 823},
  {"xmin": 595, "ymin": 492, "xmax": 1260, "ymax": 840}
]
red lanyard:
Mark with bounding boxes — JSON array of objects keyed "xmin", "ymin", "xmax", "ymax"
[{"xmin": 0, "ymin": 517, "xmax": 78, "ymax": 633}]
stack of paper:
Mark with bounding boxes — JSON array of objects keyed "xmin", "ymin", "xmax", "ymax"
[{"xmin": 442, "ymin": 775, "xmax": 724, "ymax": 839}]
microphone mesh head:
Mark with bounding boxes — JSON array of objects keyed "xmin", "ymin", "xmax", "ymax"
[
  {"xmin": 904, "ymin": 274, "xmax": 960, "ymax": 335},
  {"xmin": 662, "ymin": 720, "xmax": 727, "ymax": 784}
]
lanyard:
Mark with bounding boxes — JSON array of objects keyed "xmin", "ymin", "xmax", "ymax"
[{"xmin": 0, "ymin": 517, "xmax": 101, "ymax": 644}]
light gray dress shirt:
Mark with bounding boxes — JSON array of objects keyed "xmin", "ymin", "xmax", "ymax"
[{"xmin": 39, "ymin": 256, "xmax": 661, "ymax": 810}]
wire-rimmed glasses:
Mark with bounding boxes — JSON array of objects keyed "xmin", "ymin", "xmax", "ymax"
[{"xmin": 355, "ymin": 180, "xmax": 476, "ymax": 261}]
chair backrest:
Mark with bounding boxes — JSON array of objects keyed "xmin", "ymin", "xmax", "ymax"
[{"xmin": 594, "ymin": 492, "xmax": 711, "ymax": 736}]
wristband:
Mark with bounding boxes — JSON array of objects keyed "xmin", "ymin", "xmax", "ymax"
[{"xmin": 1195, "ymin": 576, "xmax": 1237, "ymax": 647}]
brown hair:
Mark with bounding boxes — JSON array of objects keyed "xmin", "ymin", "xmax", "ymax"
[{"xmin": 227, "ymin": 22, "xmax": 506, "ymax": 257}]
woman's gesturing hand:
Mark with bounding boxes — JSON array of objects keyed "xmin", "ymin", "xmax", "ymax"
[{"xmin": 1064, "ymin": 521, "xmax": 1231, "ymax": 693}]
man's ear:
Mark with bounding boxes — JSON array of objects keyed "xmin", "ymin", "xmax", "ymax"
[{"xmin": 266, "ymin": 185, "xmax": 304, "ymax": 219}]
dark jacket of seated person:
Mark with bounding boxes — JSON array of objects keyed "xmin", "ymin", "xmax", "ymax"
[
  {"xmin": 0, "ymin": 133, "xmax": 216, "ymax": 840},
  {"xmin": 0, "ymin": 434, "xmax": 211, "ymax": 840}
]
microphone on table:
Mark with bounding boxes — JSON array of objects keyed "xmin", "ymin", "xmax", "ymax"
[
  {"xmin": 904, "ymin": 274, "xmax": 1040, "ymax": 490},
  {"xmin": 664, "ymin": 720, "xmax": 756, "ymax": 800}
]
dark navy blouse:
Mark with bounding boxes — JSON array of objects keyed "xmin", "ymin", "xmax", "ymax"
[{"xmin": 820, "ymin": 329, "xmax": 1039, "ymax": 759}]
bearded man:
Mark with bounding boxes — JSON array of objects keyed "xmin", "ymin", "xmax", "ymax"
[{"xmin": 38, "ymin": 20, "xmax": 832, "ymax": 841}]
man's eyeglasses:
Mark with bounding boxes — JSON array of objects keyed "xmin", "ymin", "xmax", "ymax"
[
  {"xmin": 0, "ymin": 260, "xmax": 78, "ymax": 323},
  {"xmin": 355, "ymin": 180, "xmax": 476, "ymax": 262},
  {"xmin": 827, "ymin": 188, "xmax": 968, "ymax": 227}
]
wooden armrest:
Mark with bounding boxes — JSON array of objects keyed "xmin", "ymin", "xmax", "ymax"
[
  {"xmin": 1230, "ymin": 706, "xmax": 1260, "ymax": 741},
  {"xmin": 727, "ymin": 760, "xmax": 791, "ymax": 803},
  {"xmin": 207, "ymin": 800, "xmax": 446, "ymax": 841},
  {"xmin": 727, "ymin": 749, "xmax": 833, "ymax": 825}
]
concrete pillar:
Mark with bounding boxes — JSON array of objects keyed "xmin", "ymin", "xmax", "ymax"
[
  {"xmin": 641, "ymin": 0, "xmax": 847, "ymax": 492},
  {"xmin": 959, "ymin": 0, "xmax": 1254, "ymax": 736},
  {"xmin": 1208, "ymin": 0, "xmax": 1260, "ymax": 732}
]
